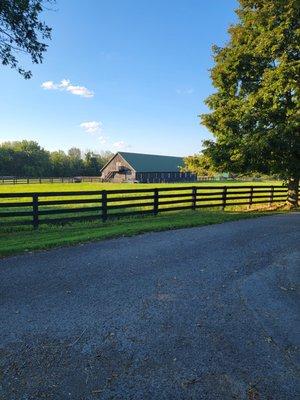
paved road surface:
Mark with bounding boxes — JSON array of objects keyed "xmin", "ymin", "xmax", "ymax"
[{"xmin": 0, "ymin": 214, "xmax": 299, "ymax": 399}]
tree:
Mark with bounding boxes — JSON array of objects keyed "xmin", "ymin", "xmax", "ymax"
[
  {"xmin": 68, "ymin": 148, "xmax": 84, "ymax": 175},
  {"xmin": 83, "ymin": 150, "xmax": 113, "ymax": 176},
  {"xmin": 50, "ymin": 150, "xmax": 70, "ymax": 176},
  {"xmin": 182, "ymin": 153, "xmax": 216, "ymax": 177},
  {"xmin": 83, "ymin": 151, "xmax": 102, "ymax": 176},
  {"xmin": 0, "ymin": 140, "xmax": 51, "ymax": 176},
  {"xmin": 0, "ymin": 0, "xmax": 53, "ymax": 78},
  {"xmin": 201, "ymin": 0, "xmax": 300, "ymax": 207}
]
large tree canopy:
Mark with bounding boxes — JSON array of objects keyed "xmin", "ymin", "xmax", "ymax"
[
  {"xmin": 0, "ymin": 0, "xmax": 53, "ymax": 78},
  {"xmin": 201, "ymin": 0, "xmax": 300, "ymax": 206}
]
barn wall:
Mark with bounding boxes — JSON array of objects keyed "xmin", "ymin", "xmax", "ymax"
[
  {"xmin": 136, "ymin": 172, "xmax": 197, "ymax": 183},
  {"xmin": 101, "ymin": 154, "xmax": 136, "ymax": 182}
]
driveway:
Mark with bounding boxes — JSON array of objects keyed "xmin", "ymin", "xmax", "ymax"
[{"xmin": 0, "ymin": 214, "xmax": 299, "ymax": 399}]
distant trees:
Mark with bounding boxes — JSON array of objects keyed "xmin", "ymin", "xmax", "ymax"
[{"xmin": 0, "ymin": 140, "xmax": 113, "ymax": 177}]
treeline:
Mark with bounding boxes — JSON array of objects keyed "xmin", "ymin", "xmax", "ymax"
[{"xmin": 0, "ymin": 141, "xmax": 113, "ymax": 177}]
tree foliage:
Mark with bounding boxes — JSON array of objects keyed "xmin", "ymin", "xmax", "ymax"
[
  {"xmin": 201, "ymin": 0, "xmax": 300, "ymax": 205},
  {"xmin": 0, "ymin": 140, "xmax": 113, "ymax": 177},
  {"xmin": 182, "ymin": 153, "xmax": 216, "ymax": 177},
  {"xmin": 0, "ymin": 0, "xmax": 53, "ymax": 78}
]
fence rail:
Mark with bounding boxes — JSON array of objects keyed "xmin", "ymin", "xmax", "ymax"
[
  {"xmin": 0, "ymin": 176, "xmax": 276, "ymax": 185},
  {"xmin": 0, "ymin": 177, "xmax": 103, "ymax": 184},
  {"xmin": 0, "ymin": 185, "xmax": 289, "ymax": 229}
]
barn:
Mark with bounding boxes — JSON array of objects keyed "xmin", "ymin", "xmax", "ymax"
[{"xmin": 100, "ymin": 152, "xmax": 196, "ymax": 183}]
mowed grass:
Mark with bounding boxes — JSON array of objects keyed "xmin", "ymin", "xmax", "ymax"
[
  {"xmin": 0, "ymin": 209, "xmax": 274, "ymax": 258},
  {"xmin": 0, "ymin": 180, "xmax": 285, "ymax": 257},
  {"xmin": 0, "ymin": 180, "xmax": 281, "ymax": 194}
]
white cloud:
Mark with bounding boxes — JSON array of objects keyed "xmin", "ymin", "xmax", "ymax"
[
  {"xmin": 79, "ymin": 121, "xmax": 128, "ymax": 149},
  {"xmin": 80, "ymin": 121, "xmax": 108, "ymax": 146},
  {"xmin": 112, "ymin": 141, "xmax": 130, "ymax": 150},
  {"xmin": 176, "ymin": 87, "xmax": 194, "ymax": 95},
  {"xmin": 80, "ymin": 121, "xmax": 102, "ymax": 133},
  {"xmin": 41, "ymin": 80, "xmax": 57, "ymax": 90},
  {"xmin": 41, "ymin": 79, "xmax": 94, "ymax": 98},
  {"xmin": 98, "ymin": 136, "xmax": 108, "ymax": 145}
]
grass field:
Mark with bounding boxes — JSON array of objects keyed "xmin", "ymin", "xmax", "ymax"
[
  {"xmin": 0, "ymin": 180, "xmax": 286, "ymax": 257},
  {"xmin": 0, "ymin": 180, "xmax": 282, "ymax": 194}
]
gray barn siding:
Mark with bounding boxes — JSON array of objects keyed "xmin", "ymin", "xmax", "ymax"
[
  {"xmin": 136, "ymin": 172, "xmax": 196, "ymax": 183},
  {"xmin": 101, "ymin": 152, "xmax": 197, "ymax": 183},
  {"xmin": 101, "ymin": 154, "xmax": 136, "ymax": 183}
]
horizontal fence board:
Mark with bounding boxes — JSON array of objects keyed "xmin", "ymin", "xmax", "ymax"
[
  {"xmin": 107, "ymin": 202, "xmax": 154, "ymax": 210},
  {"xmin": 158, "ymin": 199, "xmax": 193, "ymax": 206},
  {"xmin": 0, "ymin": 210, "xmax": 33, "ymax": 218},
  {"xmin": 197, "ymin": 196, "xmax": 233, "ymax": 202},
  {"xmin": 38, "ymin": 206, "xmax": 103, "ymax": 216},
  {"xmin": 0, "ymin": 201, "xmax": 33, "ymax": 208},
  {"xmin": 38, "ymin": 198, "xmax": 101, "ymax": 206},
  {"xmin": 158, "ymin": 193, "xmax": 194, "ymax": 199},
  {"xmin": 157, "ymin": 186, "xmax": 201, "ymax": 192},
  {"xmin": 252, "ymin": 190, "xmax": 287, "ymax": 193},
  {"xmin": 107, "ymin": 195, "xmax": 154, "ymax": 203},
  {"xmin": 37, "ymin": 191, "xmax": 103, "ymax": 197},
  {"xmin": 197, "ymin": 191, "xmax": 224, "ymax": 196},
  {"xmin": 105, "ymin": 188, "xmax": 155, "ymax": 195},
  {"xmin": 0, "ymin": 193, "xmax": 35, "ymax": 198},
  {"xmin": 226, "ymin": 190, "xmax": 252, "ymax": 195},
  {"xmin": 251, "ymin": 194, "xmax": 286, "ymax": 199},
  {"xmin": 0, "ymin": 191, "xmax": 103, "ymax": 198}
]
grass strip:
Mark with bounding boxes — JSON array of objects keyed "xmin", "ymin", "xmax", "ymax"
[{"xmin": 0, "ymin": 209, "xmax": 276, "ymax": 258}]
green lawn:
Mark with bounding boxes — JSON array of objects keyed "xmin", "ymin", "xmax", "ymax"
[
  {"xmin": 0, "ymin": 180, "xmax": 281, "ymax": 194},
  {"xmin": 0, "ymin": 180, "xmax": 286, "ymax": 257},
  {"xmin": 0, "ymin": 209, "xmax": 275, "ymax": 258}
]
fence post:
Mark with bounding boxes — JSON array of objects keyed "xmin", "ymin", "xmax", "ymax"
[
  {"xmin": 222, "ymin": 186, "xmax": 227, "ymax": 210},
  {"xmin": 32, "ymin": 194, "xmax": 39, "ymax": 229},
  {"xmin": 153, "ymin": 189, "xmax": 159, "ymax": 215},
  {"xmin": 102, "ymin": 190, "xmax": 107, "ymax": 222},
  {"xmin": 248, "ymin": 186, "xmax": 253, "ymax": 209},
  {"xmin": 269, "ymin": 185, "xmax": 274, "ymax": 206},
  {"xmin": 192, "ymin": 186, "xmax": 197, "ymax": 210}
]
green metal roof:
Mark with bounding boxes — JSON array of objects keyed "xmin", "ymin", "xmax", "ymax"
[{"xmin": 118, "ymin": 152, "xmax": 184, "ymax": 172}]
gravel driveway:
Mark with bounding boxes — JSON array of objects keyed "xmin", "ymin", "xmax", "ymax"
[{"xmin": 0, "ymin": 214, "xmax": 299, "ymax": 399}]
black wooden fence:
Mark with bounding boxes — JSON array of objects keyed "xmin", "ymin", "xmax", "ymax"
[
  {"xmin": 0, "ymin": 177, "xmax": 102, "ymax": 184},
  {"xmin": 0, "ymin": 185, "xmax": 288, "ymax": 229},
  {"xmin": 0, "ymin": 176, "xmax": 270, "ymax": 185}
]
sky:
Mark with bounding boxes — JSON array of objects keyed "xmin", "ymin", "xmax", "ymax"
[{"xmin": 0, "ymin": 0, "xmax": 238, "ymax": 157}]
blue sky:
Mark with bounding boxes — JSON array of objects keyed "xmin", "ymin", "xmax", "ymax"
[{"xmin": 0, "ymin": 0, "xmax": 238, "ymax": 156}]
